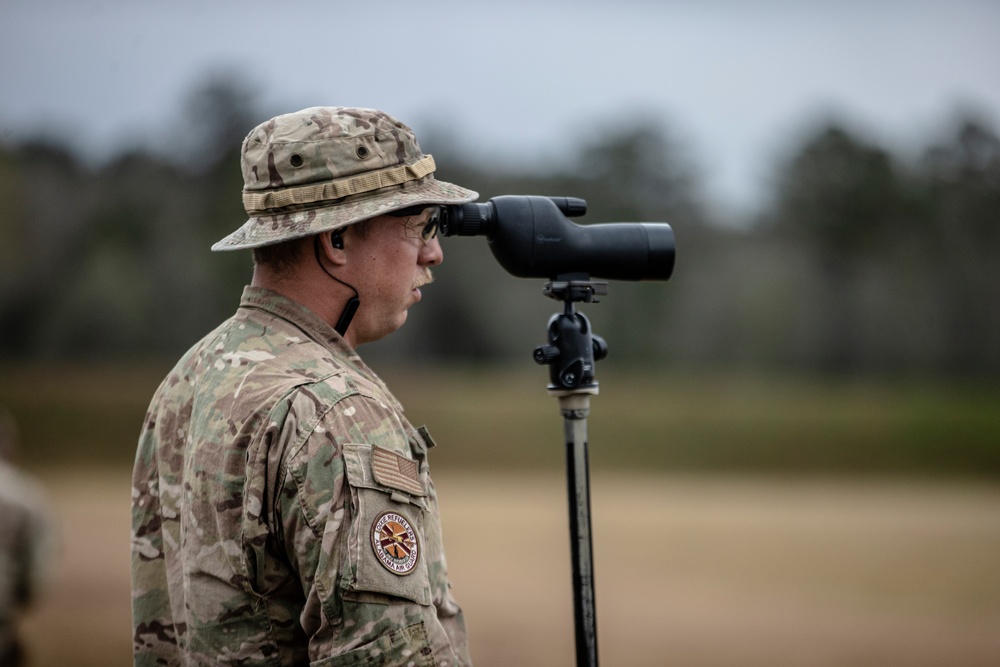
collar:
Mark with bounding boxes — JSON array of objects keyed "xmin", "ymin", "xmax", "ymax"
[
  {"xmin": 238, "ymin": 285, "xmax": 366, "ymax": 366},
  {"xmin": 236, "ymin": 285, "xmax": 406, "ymax": 418}
]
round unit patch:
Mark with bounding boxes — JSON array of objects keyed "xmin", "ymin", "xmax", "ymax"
[{"xmin": 371, "ymin": 511, "xmax": 420, "ymax": 575}]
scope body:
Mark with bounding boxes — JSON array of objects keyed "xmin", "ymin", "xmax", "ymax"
[{"xmin": 439, "ymin": 195, "xmax": 675, "ymax": 281}]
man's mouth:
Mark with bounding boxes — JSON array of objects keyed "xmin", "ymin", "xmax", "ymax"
[{"xmin": 412, "ymin": 269, "xmax": 434, "ymax": 292}]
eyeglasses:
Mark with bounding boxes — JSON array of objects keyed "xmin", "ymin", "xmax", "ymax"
[{"xmin": 388, "ymin": 205, "xmax": 442, "ymax": 243}]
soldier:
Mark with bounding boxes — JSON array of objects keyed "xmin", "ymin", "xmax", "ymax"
[
  {"xmin": 131, "ymin": 107, "xmax": 478, "ymax": 666},
  {"xmin": 0, "ymin": 407, "xmax": 55, "ymax": 667}
]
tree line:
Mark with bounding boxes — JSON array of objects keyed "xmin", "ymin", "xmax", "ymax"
[{"xmin": 1, "ymin": 77, "xmax": 998, "ymax": 376}]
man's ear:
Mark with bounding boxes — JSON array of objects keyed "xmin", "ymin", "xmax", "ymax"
[{"xmin": 317, "ymin": 231, "xmax": 348, "ymax": 266}]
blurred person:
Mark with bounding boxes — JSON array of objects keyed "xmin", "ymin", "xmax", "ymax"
[
  {"xmin": 131, "ymin": 107, "xmax": 478, "ymax": 666},
  {"xmin": 0, "ymin": 407, "xmax": 55, "ymax": 667}
]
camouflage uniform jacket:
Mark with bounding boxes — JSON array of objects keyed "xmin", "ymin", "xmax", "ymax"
[{"xmin": 131, "ymin": 286, "xmax": 470, "ymax": 666}]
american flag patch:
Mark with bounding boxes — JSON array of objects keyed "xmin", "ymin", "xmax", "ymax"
[{"xmin": 371, "ymin": 446, "xmax": 425, "ymax": 497}]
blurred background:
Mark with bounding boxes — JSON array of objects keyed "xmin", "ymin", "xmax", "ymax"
[{"xmin": 1, "ymin": 1, "xmax": 998, "ymax": 665}]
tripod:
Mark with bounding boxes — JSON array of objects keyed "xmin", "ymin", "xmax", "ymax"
[
  {"xmin": 438, "ymin": 194, "xmax": 674, "ymax": 664},
  {"xmin": 533, "ymin": 277, "xmax": 609, "ymax": 667}
]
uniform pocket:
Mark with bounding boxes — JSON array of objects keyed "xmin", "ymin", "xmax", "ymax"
[
  {"xmin": 309, "ymin": 621, "xmax": 436, "ymax": 667},
  {"xmin": 341, "ymin": 444, "xmax": 432, "ymax": 606}
]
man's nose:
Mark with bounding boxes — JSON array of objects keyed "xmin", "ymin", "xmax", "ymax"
[{"xmin": 420, "ymin": 236, "xmax": 443, "ymax": 266}]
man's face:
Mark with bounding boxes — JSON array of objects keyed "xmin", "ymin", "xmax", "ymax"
[{"xmin": 343, "ymin": 207, "xmax": 443, "ymax": 346}]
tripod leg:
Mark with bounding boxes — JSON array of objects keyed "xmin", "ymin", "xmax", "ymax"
[{"xmin": 561, "ymin": 394, "xmax": 599, "ymax": 667}]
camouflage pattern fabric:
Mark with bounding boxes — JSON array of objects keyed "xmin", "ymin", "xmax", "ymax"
[
  {"xmin": 211, "ymin": 107, "xmax": 477, "ymax": 252},
  {"xmin": 131, "ymin": 287, "xmax": 471, "ymax": 666},
  {"xmin": 0, "ymin": 459, "xmax": 55, "ymax": 666}
]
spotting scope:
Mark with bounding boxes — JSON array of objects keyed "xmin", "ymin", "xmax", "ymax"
[{"xmin": 439, "ymin": 195, "xmax": 675, "ymax": 281}]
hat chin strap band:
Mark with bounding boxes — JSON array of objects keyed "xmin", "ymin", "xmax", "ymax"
[
  {"xmin": 314, "ymin": 237, "xmax": 360, "ymax": 337},
  {"xmin": 244, "ymin": 154, "xmax": 437, "ymax": 214}
]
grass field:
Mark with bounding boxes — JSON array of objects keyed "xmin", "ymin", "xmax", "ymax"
[
  {"xmin": 2, "ymin": 361, "xmax": 999, "ymax": 477},
  {"xmin": 16, "ymin": 468, "xmax": 1000, "ymax": 666},
  {"xmin": 2, "ymin": 361, "xmax": 999, "ymax": 665}
]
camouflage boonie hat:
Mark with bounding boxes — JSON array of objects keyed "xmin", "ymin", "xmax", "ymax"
[{"xmin": 211, "ymin": 106, "xmax": 478, "ymax": 251}]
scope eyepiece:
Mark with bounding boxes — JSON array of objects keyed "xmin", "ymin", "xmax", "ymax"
[{"xmin": 439, "ymin": 202, "xmax": 496, "ymax": 237}]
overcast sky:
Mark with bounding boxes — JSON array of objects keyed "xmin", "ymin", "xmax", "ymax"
[{"xmin": 2, "ymin": 0, "xmax": 998, "ymax": 216}]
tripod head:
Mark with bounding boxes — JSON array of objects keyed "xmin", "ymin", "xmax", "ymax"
[{"xmin": 533, "ymin": 278, "xmax": 610, "ymax": 392}]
